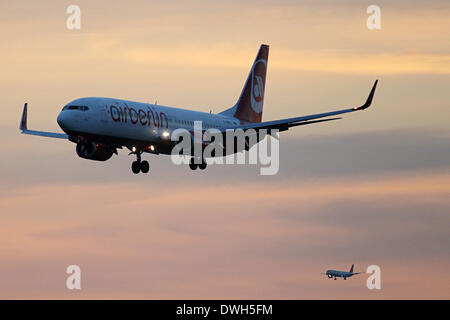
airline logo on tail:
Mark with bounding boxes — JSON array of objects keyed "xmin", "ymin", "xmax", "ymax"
[
  {"xmin": 234, "ymin": 44, "xmax": 269, "ymax": 123},
  {"xmin": 250, "ymin": 59, "xmax": 267, "ymax": 114}
]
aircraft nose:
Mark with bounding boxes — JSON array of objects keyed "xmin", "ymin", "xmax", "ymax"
[{"xmin": 57, "ymin": 111, "xmax": 68, "ymax": 130}]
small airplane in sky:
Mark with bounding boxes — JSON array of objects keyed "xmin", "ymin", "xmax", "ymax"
[
  {"xmin": 323, "ymin": 264, "xmax": 364, "ymax": 280},
  {"xmin": 19, "ymin": 44, "xmax": 377, "ymax": 174}
]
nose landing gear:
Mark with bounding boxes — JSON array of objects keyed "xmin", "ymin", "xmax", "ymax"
[
  {"xmin": 129, "ymin": 148, "xmax": 150, "ymax": 174},
  {"xmin": 131, "ymin": 160, "xmax": 149, "ymax": 174}
]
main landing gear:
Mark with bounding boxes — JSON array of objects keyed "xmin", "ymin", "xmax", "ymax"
[
  {"xmin": 130, "ymin": 148, "xmax": 149, "ymax": 174},
  {"xmin": 189, "ymin": 157, "xmax": 207, "ymax": 171}
]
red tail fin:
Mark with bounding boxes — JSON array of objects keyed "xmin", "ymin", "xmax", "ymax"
[{"xmin": 220, "ymin": 44, "xmax": 269, "ymax": 123}]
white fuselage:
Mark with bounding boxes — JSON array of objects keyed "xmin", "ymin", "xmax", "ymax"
[
  {"xmin": 57, "ymin": 97, "xmax": 241, "ymax": 154},
  {"xmin": 326, "ymin": 270, "xmax": 355, "ymax": 279}
]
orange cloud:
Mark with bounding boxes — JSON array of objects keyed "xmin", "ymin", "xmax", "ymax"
[{"xmin": 0, "ymin": 172, "xmax": 449, "ymax": 298}]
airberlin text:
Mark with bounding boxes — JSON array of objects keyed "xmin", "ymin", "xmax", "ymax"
[{"xmin": 110, "ymin": 104, "xmax": 168, "ymax": 128}]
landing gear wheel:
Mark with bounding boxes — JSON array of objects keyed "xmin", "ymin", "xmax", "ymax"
[
  {"xmin": 129, "ymin": 148, "xmax": 150, "ymax": 174},
  {"xmin": 189, "ymin": 157, "xmax": 198, "ymax": 170},
  {"xmin": 199, "ymin": 161, "xmax": 207, "ymax": 170},
  {"xmin": 189, "ymin": 163, "xmax": 198, "ymax": 170},
  {"xmin": 132, "ymin": 161, "xmax": 140, "ymax": 174},
  {"xmin": 140, "ymin": 160, "xmax": 149, "ymax": 173}
]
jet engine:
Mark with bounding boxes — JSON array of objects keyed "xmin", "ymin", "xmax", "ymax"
[{"xmin": 76, "ymin": 141, "xmax": 113, "ymax": 161}]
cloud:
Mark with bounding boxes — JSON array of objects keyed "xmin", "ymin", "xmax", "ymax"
[
  {"xmin": 2, "ymin": 0, "xmax": 450, "ymax": 83},
  {"xmin": 0, "ymin": 169, "xmax": 449, "ymax": 298},
  {"xmin": 1, "ymin": 127, "xmax": 449, "ymax": 190},
  {"xmin": 1, "ymin": 0, "xmax": 450, "ymax": 299}
]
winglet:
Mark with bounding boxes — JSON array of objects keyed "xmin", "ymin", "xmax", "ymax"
[
  {"xmin": 355, "ymin": 80, "xmax": 378, "ymax": 110},
  {"xmin": 20, "ymin": 103, "xmax": 28, "ymax": 130}
]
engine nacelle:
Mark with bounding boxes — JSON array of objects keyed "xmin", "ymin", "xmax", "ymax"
[{"xmin": 76, "ymin": 141, "xmax": 113, "ymax": 161}]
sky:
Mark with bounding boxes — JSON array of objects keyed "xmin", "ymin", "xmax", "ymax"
[{"xmin": 0, "ymin": 0, "xmax": 449, "ymax": 299}]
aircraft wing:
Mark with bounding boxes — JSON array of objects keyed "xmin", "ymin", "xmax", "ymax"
[
  {"xmin": 233, "ymin": 80, "xmax": 378, "ymax": 132},
  {"xmin": 19, "ymin": 103, "xmax": 68, "ymax": 139}
]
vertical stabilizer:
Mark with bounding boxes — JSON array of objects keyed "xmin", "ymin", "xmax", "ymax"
[{"xmin": 220, "ymin": 44, "xmax": 269, "ymax": 123}]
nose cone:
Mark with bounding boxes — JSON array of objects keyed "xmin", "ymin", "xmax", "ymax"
[{"xmin": 57, "ymin": 111, "xmax": 69, "ymax": 131}]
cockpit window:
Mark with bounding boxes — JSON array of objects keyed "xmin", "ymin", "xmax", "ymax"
[{"xmin": 62, "ymin": 105, "xmax": 89, "ymax": 111}]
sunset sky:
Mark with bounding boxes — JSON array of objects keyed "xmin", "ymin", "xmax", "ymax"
[{"xmin": 0, "ymin": 0, "xmax": 449, "ymax": 299}]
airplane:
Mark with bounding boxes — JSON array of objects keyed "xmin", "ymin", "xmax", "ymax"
[
  {"xmin": 323, "ymin": 264, "xmax": 364, "ymax": 280},
  {"xmin": 19, "ymin": 44, "xmax": 378, "ymax": 174}
]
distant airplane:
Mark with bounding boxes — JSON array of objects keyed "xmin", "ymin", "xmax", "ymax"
[
  {"xmin": 19, "ymin": 44, "xmax": 378, "ymax": 174},
  {"xmin": 323, "ymin": 264, "xmax": 364, "ymax": 280}
]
